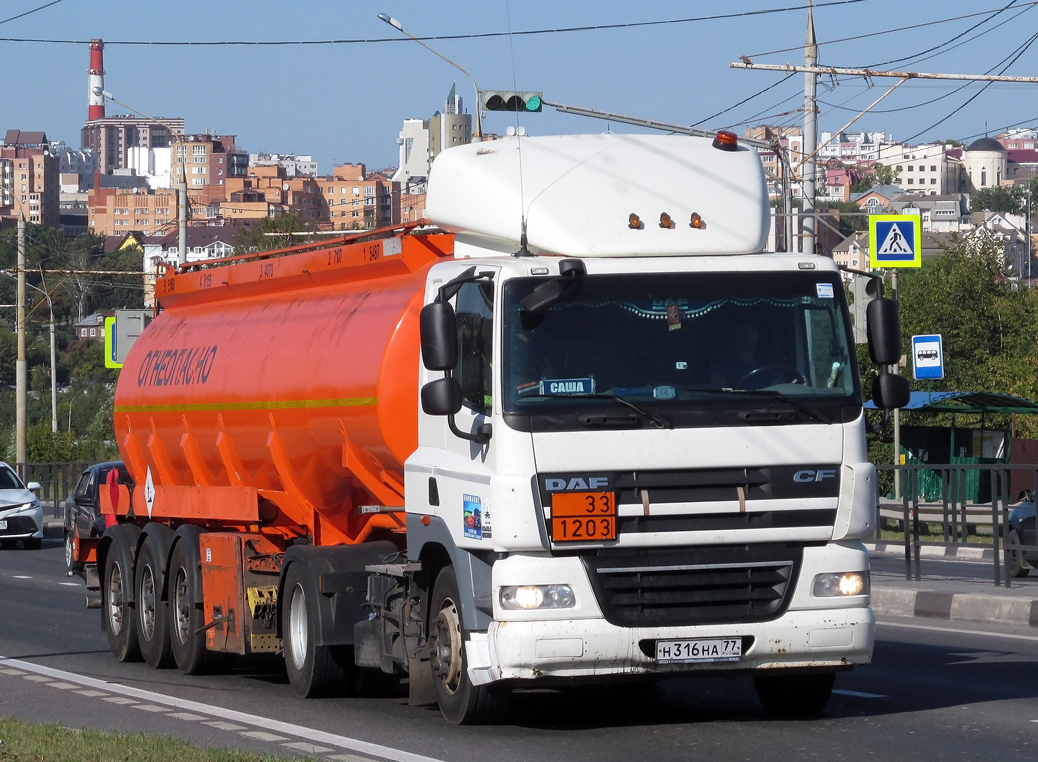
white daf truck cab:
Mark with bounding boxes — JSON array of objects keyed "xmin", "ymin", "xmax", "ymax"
[{"xmin": 361, "ymin": 132, "xmax": 908, "ymax": 724}]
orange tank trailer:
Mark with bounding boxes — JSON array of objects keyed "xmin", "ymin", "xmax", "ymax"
[{"xmin": 111, "ymin": 226, "xmax": 454, "ymax": 549}]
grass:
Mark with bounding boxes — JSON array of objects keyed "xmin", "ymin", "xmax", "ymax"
[{"xmin": 0, "ymin": 717, "xmax": 312, "ymax": 762}]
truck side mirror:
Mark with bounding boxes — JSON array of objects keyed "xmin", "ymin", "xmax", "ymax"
[
  {"xmin": 866, "ymin": 298, "xmax": 902, "ymax": 366},
  {"xmin": 421, "ymin": 377, "xmax": 462, "ymax": 416},
  {"xmin": 872, "ymin": 372, "xmax": 910, "ymax": 410},
  {"xmin": 420, "ymin": 302, "xmax": 458, "ymax": 371}
]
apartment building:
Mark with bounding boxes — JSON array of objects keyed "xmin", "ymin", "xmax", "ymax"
[
  {"xmin": 876, "ymin": 142, "xmax": 962, "ymax": 195},
  {"xmin": 88, "ymin": 187, "xmax": 177, "ymax": 236},
  {"xmin": 316, "ymin": 164, "xmax": 400, "ymax": 230},
  {"xmin": 0, "ymin": 130, "xmax": 60, "ymax": 227},
  {"xmin": 81, "ymin": 115, "xmax": 185, "ymax": 174}
]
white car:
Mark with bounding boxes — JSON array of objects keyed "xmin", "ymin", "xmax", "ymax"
[{"xmin": 0, "ymin": 462, "xmax": 43, "ymax": 550}]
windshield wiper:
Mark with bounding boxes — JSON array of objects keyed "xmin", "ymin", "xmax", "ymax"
[
  {"xmin": 520, "ymin": 392, "xmax": 672, "ymax": 429},
  {"xmin": 692, "ymin": 387, "xmax": 831, "ymax": 425}
]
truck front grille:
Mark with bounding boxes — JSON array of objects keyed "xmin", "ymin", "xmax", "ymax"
[
  {"xmin": 583, "ymin": 544, "xmax": 802, "ymax": 628},
  {"xmin": 0, "ymin": 516, "xmax": 38, "ymax": 536}
]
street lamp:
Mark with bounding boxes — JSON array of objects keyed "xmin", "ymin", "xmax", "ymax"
[
  {"xmin": 1, "ymin": 271, "xmax": 57, "ymax": 433},
  {"xmin": 377, "ymin": 13, "xmax": 483, "ymax": 138},
  {"xmin": 91, "ymin": 86, "xmax": 188, "ymax": 266}
]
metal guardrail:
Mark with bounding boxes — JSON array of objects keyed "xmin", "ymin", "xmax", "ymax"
[
  {"xmin": 876, "ymin": 463, "xmax": 1038, "ymax": 588},
  {"xmin": 14, "ymin": 462, "xmax": 89, "ymax": 518}
]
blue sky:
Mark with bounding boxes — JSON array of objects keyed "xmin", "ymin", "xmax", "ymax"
[{"xmin": 6, "ymin": 0, "xmax": 1038, "ymax": 172}]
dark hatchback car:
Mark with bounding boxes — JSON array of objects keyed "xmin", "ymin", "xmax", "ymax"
[
  {"xmin": 64, "ymin": 461, "xmax": 130, "ymax": 571},
  {"xmin": 1008, "ymin": 494, "xmax": 1037, "ymax": 577}
]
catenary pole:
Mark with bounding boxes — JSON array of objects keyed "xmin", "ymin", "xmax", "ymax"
[
  {"xmin": 16, "ymin": 217, "xmax": 26, "ymax": 468},
  {"xmin": 802, "ymin": 1, "xmax": 817, "ymax": 256}
]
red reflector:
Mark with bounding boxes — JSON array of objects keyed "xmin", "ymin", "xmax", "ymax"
[{"xmin": 712, "ymin": 130, "xmax": 739, "ymax": 151}]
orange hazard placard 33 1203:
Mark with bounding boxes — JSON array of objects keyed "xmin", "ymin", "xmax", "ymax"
[{"xmin": 551, "ymin": 492, "xmax": 616, "ymax": 543}]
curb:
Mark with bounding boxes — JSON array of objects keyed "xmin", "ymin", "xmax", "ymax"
[
  {"xmin": 866, "ymin": 541, "xmax": 995, "ymax": 562},
  {"xmin": 871, "ymin": 587, "xmax": 1038, "ymax": 628},
  {"xmin": 42, "ymin": 517, "xmax": 63, "ymax": 539}
]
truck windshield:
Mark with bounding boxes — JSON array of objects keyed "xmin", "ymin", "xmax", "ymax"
[{"xmin": 501, "ymin": 271, "xmax": 860, "ymax": 429}]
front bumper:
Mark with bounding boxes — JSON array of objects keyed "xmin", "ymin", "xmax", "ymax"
[
  {"xmin": 0, "ymin": 507, "xmax": 43, "ymax": 540},
  {"xmin": 467, "ymin": 606, "xmax": 873, "ymax": 684}
]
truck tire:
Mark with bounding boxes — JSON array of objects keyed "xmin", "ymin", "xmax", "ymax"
[
  {"xmin": 753, "ymin": 671, "xmax": 835, "ymax": 717},
  {"xmin": 65, "ymin": 530, "xmax": 84, "ymax": 573},
  {"xmin": 168, "ymin": 534, "xmax": 232, "ymax": 675},
  {"xmin": 282, "ymin": 562, "xmax": 354, "ymax": 697},
  {"xmin": 102, "ymin": 527, "xmax": 141, "ymax": 662},
  {"xmin": 428, "ymin": 565, "xmax": 508, "ymax": 725},
  {"xmin": 136, "ymin": 533, "xmax": 174, "ymax": 668}
]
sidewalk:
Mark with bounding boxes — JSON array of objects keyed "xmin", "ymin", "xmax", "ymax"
[{"xmin": 867, "ymin": 542, "xmax": 1038, "ymax": 629}]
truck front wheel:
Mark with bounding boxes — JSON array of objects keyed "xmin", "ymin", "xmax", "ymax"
[
  {"xmin": 753, "ymin": 671, "xmax": 835, "ymax": 717},
  {"xmin": 428, "ymin": 565, "xmax": 508, "ymax": 724},
  {"xmin": 283, "ymin": 563, "xmax": 354, "ymax": 697}
]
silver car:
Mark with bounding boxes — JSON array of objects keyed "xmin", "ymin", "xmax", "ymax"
[{"xmin": 0, "ymin": 462, "xmax": 43, "ymax": 550}]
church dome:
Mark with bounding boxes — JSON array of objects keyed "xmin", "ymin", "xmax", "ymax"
[{"xmin": 966, "ymin": 137, "xmax": 1006, "ymax": 153}]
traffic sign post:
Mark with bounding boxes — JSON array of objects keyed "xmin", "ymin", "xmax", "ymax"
[
  {"xmin": 870, "ymin": 214, "xmax": 922, "ymax": 269},
  {"xmin": 911, "ymin": 334, "xmax": 944, "ymax": 380}
]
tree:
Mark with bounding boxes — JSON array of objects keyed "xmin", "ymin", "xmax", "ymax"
[
  {"xmin": 970, "ymin": 185, "xmax": 1023, "ymax": 215},
  {"xmin": 850, "ymin": 163, "xmax": 902, "ymax": 193},
  {"xmin": 234, "ymin": 213, "xmax": 318, "ymax": 253}
]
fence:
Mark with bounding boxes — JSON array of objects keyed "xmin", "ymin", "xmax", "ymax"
[
  {"xmin": 14, "ymin": 462, "xmax": 89, "ymax": 518},
  {"xmin": 876, "ymin": 463, "xmax": 1038, "ymax": 588}
]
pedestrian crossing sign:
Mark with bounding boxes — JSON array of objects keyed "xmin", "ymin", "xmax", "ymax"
[{"xmin": 870, "ymin": 214, "xmax": 922, "ymax": 268}]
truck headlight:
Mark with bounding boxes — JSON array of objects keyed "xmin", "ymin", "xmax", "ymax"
[
  {"xmin": 813, "ymin": 571, "xmax": 869, "ymax": 597},
  {"xmin": 499, "ymin": 584, "xmax": 575, "ymax": 610}
]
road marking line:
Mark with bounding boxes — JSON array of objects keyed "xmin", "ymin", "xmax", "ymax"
[
  {"xmin": 0, "ymin": 668, "xmax": 25, "ymax": 675},
  {"xmin": 167, "ymin": 712, "xmax": 207, "ymax": 721},
  {"xmin": 59, "ymin": 582, "xmax": 80, "ymax": 587},
  {"xmin": 241, "ymin": 731, "xmax": 289, "ymax": 742},
  {"xmin": 833, "ymin": 689, "xmax": 888, "ymax": 699},
  {"xmin": 133, "ymin": 704, "xmax": 169, "ymax": 712},
  {"xmin": 204, "ymin": 721, "xmax": 246, "ymax": 731},
  {"xmin": 329, "ymin": 755, "xmax": 381, "ymax": 762},
  {"xmin": 0, "ymin": 655, "xmax": 441, "ymax": 762},
  {"xmin": 45, "ymin": 682, "xmax": 80, "ymax": 690},
  {"xmin": 74, "ymin": 690, "xmax": 106, "ymax": 697},
  {"xmin": 877, "ymin": 619, "xmax": 1038, "ymax": 642},
  {"xmin": 12, "ymin": 575, "xmax": 31, "ymax": 579},
  {"xmin": 23, "ymin": 675, "xmax": 51, "ymax": 682},
  {"xmin": 282, "ymin": 742, "xmax": 334, "ymax": 753}
]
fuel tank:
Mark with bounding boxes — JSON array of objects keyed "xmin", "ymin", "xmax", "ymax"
[{"xmin": 113, "ymin": 231, "xmax": 452, "ymax": 544}]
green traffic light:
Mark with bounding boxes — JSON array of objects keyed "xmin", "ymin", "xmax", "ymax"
[{"xmin": 525, "ymin": 94, "xmax": 542, "ymax": 112}]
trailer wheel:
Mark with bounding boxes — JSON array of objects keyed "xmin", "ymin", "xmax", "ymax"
[
  {"xmin": 283, "ymin": 562, "xmax": 354, "ymax": 697},
  {"xmin": 102, "ymin": 527, "xmax": 141, "ymax": 662},
  {"xmin": 168, "ymin": 535, "xmax": 232, "ymax": 675},
  {"xmin": 136, "ymin": 534, "xmax": 174, "ymax": 668},
  {"xmin": 753, "ymin": 671, "xmax": 835, "ymax": 717},
  {"xmin": 428, "ymin": 565, "xmax": 508, "ymax": 724}
]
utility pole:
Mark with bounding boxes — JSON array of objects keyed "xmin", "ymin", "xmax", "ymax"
[
  {"xmin": 15, "ymin": 218, "xmax": 26, "ymax": 468},
  {"xmin": 802, "ymin": 1, "xmax": 818, "ymax": 256}
]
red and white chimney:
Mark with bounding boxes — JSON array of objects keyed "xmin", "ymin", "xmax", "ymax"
[{"xmin": 87, "ymin": 38, "xmax": 105, "ymax": 121}]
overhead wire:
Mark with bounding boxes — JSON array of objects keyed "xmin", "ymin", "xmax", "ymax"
[
  {"xmin": 0, "ymin": 0, "xmax": 877, "ymax": 45},
  {"xmin": 743, "ymin": 1, "xmax": 1038, "ymax": 59},
  {"xmin": 0, "ymin": 0, "xmax": 66, "ymax": 27},
  {"xmin": 692, "ymin": 74, "xmax": 796, "ymax": 127},
  {"xmin": 905, "ymin": 27, "xmax": 1038, "ymax": 142}
]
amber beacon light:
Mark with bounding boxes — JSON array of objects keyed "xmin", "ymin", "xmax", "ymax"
[
  {"xmin": 712, "ymin": 130, "xmax": 739, "ymax": 151},
  {"xmin": 690, "ymin": 212, "xmax": 706, "ymax": 229},
  {"xmin": 628, "ymin": 213, "xmax": 642, "ymax": 229}
]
